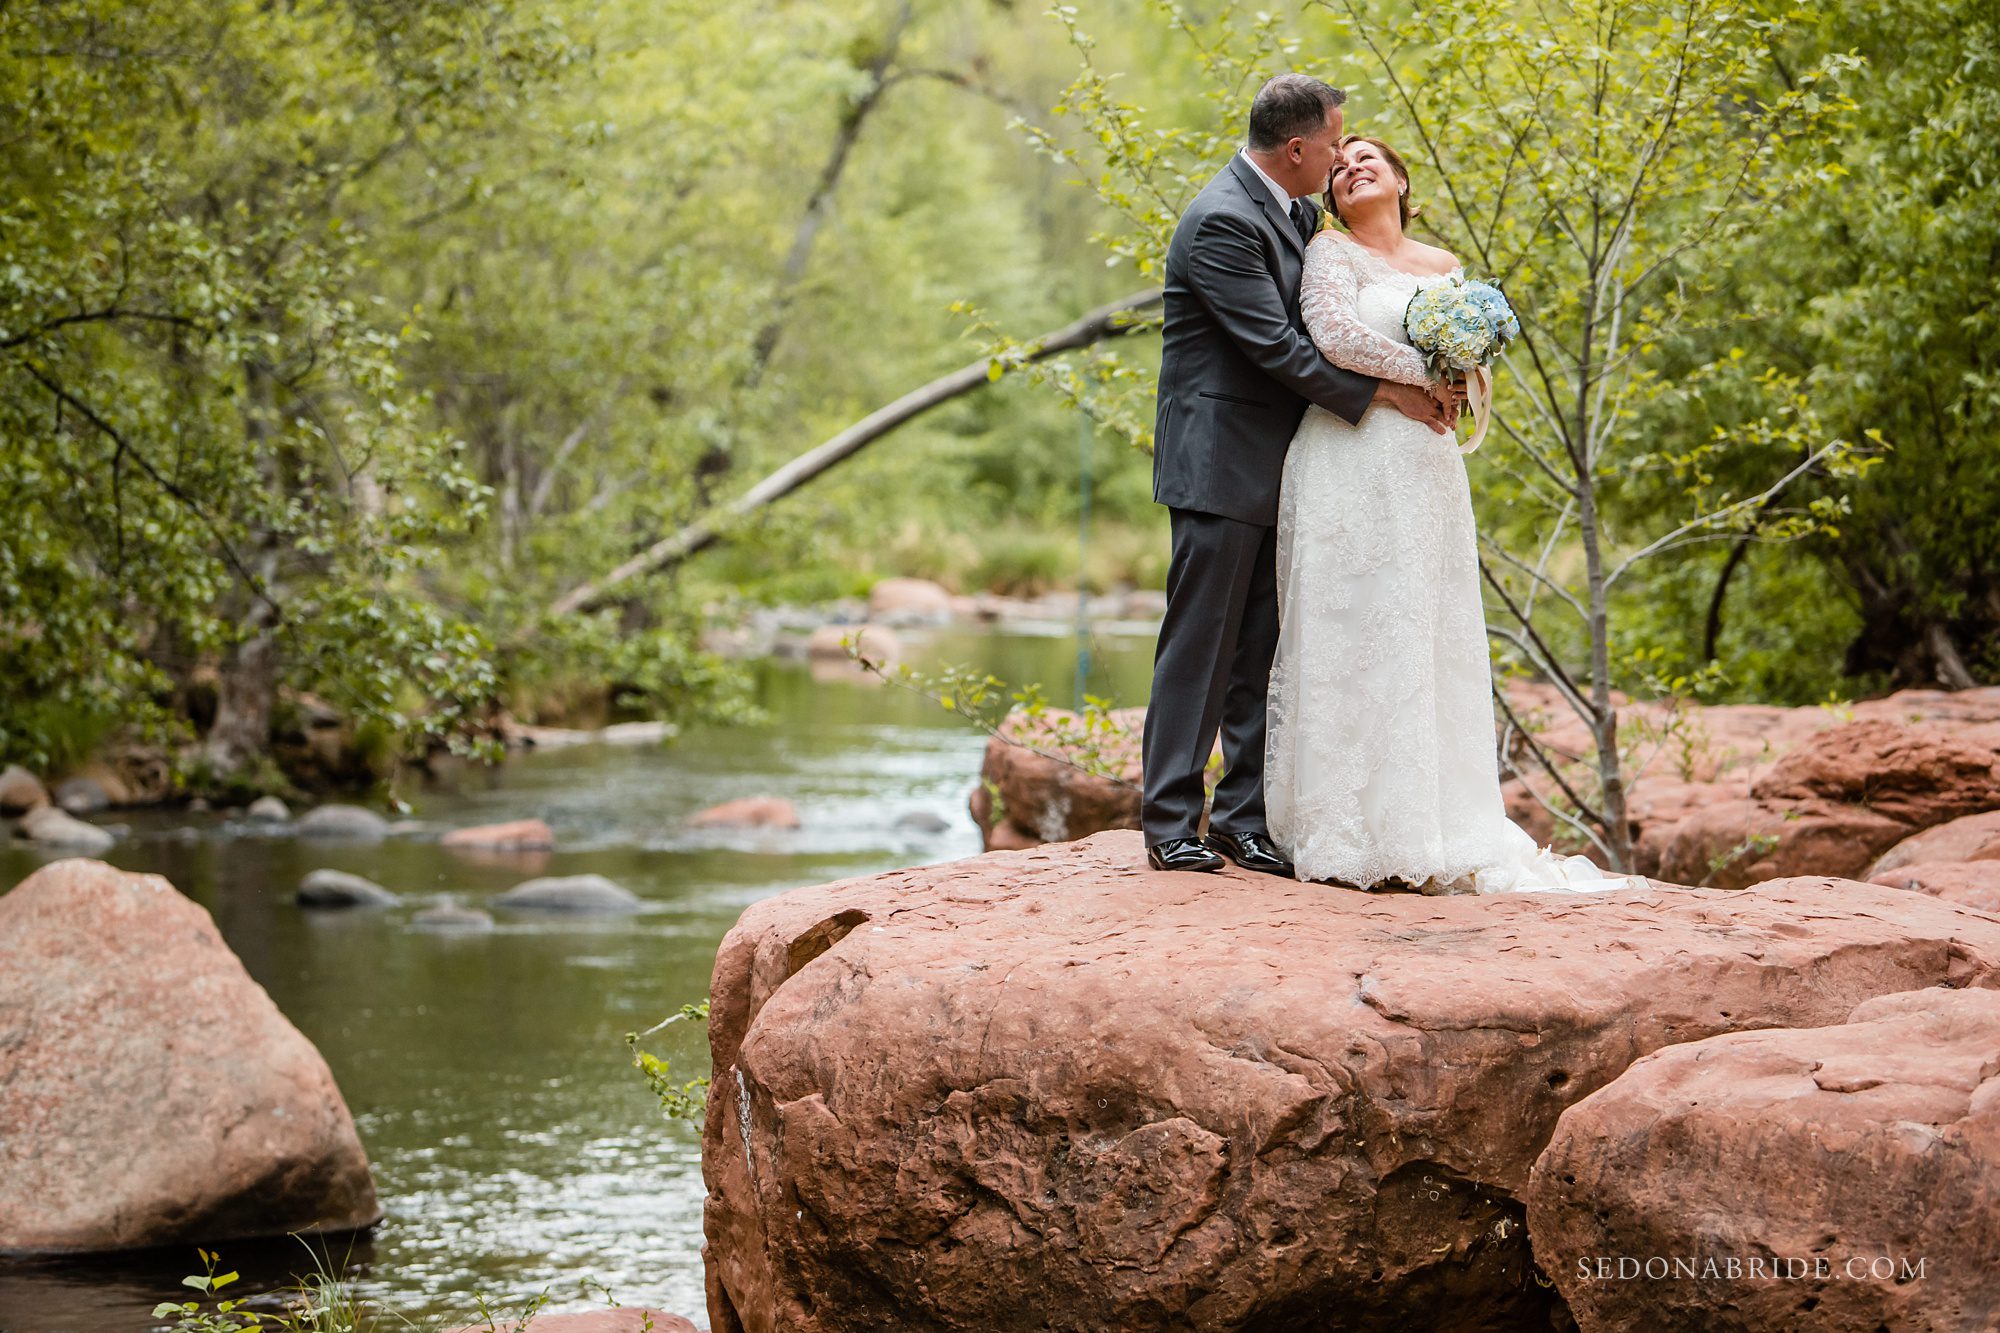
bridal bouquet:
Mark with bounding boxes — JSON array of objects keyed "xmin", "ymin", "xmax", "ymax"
[{"xmin": 1404, "ymin": 277, "xmax": 1520, "ymax": 454}]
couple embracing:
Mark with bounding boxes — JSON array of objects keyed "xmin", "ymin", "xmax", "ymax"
[{"xmin": 1142, "ymin": 74, "xmax": 1632, "ymax": 895}]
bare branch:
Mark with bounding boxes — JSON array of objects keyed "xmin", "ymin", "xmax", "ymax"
[{"xmin": 544, "ymin": 289, "xmax": 1163, "ymax": 618}]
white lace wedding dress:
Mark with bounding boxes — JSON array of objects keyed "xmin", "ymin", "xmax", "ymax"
[{"xmin": 1265, "ymin": 231, "xmax": 1636, "ymax": 894}]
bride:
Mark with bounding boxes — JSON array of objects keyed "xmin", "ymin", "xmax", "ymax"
[{"xmin": 1264, "ymin": 135, "xmax": 1636, "ymax": 894}]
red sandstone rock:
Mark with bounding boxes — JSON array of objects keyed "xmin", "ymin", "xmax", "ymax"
[
  {"xmin": 1869, "ymin": 808, "xmax": 2000, "ymax": 876},
  {"xmin": 970, "ymin": 707, "xmax": 1143, "ymax": 849},
  {"xmin": 688, "ymin": 797, "xmax": 802, "ymax": 831},
  {"xmin": 699, "ymin": 832, "xmax": 2000, "ymax": 1333},
  {"xmin": 1527, "ymin": 986, "xmax": 2000, "ymax": 1332},
  {"xmin": 441, "ymin": 818, "xmax": 556, "ymax": 851},
  {"xmin": 1868, "ymin": 860, "xmax": 2000, "ymax": 914},
  {"xmin": 1655, "ymin": 796, "xmax": 1910, "ymax": 888},
  {"xmin": 0, "ymin": 859, "xmax": 380, "ymax": 1252},
  {"xmin": 866, "ymin": 577, "xmax": 953, "ymax": 621},
  {"xmin": 449, "ymin": 1308, "xmax": 702, "ymax": 1333},
  {"xmin": 1748, "ymin": 717, "xmax": 2000, "ymax": 824},
  {"xmin": 0, "ymin": 765, "xmax": 49, "ymax": 815},
  {"xmin": 803, "ymin": 623, "xmax": 900, "ymax": 666}
]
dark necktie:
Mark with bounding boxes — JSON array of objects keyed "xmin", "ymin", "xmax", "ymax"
[{"xmin": 1290, "ymin": 198, "xmax": 1314, "ymax": 244}]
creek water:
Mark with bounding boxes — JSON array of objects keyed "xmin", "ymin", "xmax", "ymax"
[{"xmin": 0, "ymin": 627, "xmax": 1154, "ymax": 1333}]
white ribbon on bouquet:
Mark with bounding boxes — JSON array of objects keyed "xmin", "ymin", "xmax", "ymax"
[{"xmin": 1452, "ymin": 364, "xmax": 1493, "ymax": 456}]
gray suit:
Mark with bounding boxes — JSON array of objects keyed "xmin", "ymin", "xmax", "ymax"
[{"xmin": 1142, "ymin": 156, "xmax": 1379, "ymax": 845}]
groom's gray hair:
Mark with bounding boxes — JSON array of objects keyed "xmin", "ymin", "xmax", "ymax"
[{"xmin": 1246, "ymin": 74, "xmax": 1346, "ymax": 151}]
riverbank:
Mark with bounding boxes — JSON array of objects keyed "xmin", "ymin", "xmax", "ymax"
[
  {"xmin": 0, "ymin": 632, "xmax": 1157, "ymax": 1331},
  {"xmin": 0, "ymin": 580, "xmax": 1168, "ymax": 830}
]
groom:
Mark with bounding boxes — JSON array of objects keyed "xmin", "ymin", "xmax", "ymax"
[{"xmin": 1142, "ymin": 74, "xmax": 1451, "ymax": 875}]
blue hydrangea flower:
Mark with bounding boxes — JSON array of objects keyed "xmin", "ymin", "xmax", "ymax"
[{"xmin": 1404, "ymin": 276, "xmax": 1521, "ymax": 374}]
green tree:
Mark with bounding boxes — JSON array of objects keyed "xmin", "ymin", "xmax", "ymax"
[
  {"xmin": 1736, "ymin": 0, "xmax": 2000, "ymax": 689},
  {"xmin": 0, "ymin": 0, "xmax": 578, "ymax": 778}
]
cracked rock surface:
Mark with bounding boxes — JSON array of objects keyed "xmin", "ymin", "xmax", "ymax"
[
  {"xmin": 1529, "ymin": 986, "xmax": 2000, "ymax": 1332},
  {"xmin": 700, "ymin": 830, "xmax": 2000, "ymax": 1332}
]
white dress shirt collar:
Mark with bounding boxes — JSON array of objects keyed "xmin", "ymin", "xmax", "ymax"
[{"xmin": 1238, "ymin": 148, "xmax": 1296, "ymax": 209}]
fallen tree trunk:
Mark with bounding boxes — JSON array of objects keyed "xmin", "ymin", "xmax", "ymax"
[{"xmin": 545, "ymin": 288, "xmax": 1161, "ymax": 618}]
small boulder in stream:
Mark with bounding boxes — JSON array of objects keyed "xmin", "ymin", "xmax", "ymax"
[
  {"xmin": 688, "ymin": 797, "xmax": 800, "ymax": 831},
  {"xmin": 246, "ymin": 794, "xmax": 292, "ymax": 822},
  {"xmin": 441, "ymin": 817, "xmax": 556, "ymax": 851},
  {"xmin": 494, "ymin": 873, "xmax": 641, "ymax": 914},
  {"xmin": 297, "ymin": 869, "xmax": 398, "ymax": 909},
  {"xmin": 0, "ymin": 764, "xmax": 49, "ymax": 815},
  {"xmin": 447, "ymin": 1309, "xmax": 704, "ymax": 1333},
  {"xmin": 412, "ymin": 899, "xmax": 496, "ymax": 932},
  {"xmin": 296, "ymin": 803, "xmax": 390, "ymax": 840},
  {"xmin": 15, "ymin": 805, "xmax": 115, "ymax": 853}
]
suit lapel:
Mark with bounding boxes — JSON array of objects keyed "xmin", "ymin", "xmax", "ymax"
[{"xmin": 1226, "ymin": 156, "xmax": 1306, "ymax": 260}]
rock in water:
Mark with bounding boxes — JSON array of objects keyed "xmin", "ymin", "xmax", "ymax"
[
  {"xmin": 698, "ymin": 832, "xmax": 2000, "ymax": 1333},
  {"xmin": 15, "ymin": 805, "xmax": 115, "ymax": 853},
  {"xmin": 297, "ymin": 869, "xmax": 398, "ymax": 909},
  {"xmin": 1528, "ymin": 987, "xmax": 2000, "ymax": 1331},
  {"xmin": 412, "ymin": 901, "xmax": 496, "ymax": 932},
  {"xmin": 52, "ymin": 775, "xmax": 114, "ymax": 815},
  {"xmin": 688, "ymin": 798, "xmax": 801, "ymax": 831},
  {"xmin": 246, "ymin": 795, "xmax": 292, "ymax": 822},
  {"xmin": 295, "ymin": 803, "xmax": 390, "ymax": 840},
  {"xmin": 0, "ymin": 765, "xmax": 49, "ymax": 816},
  {"xmin": 441, "ymin": 818, "xmax": 556, "ymax": 851},
  {"xmin": 493, "ymin": 874, "xmax": 640, "ymax": 914},
  {"xmin": 866, "ymin": 577, "xmax": 954, "ymax": 625},
  {"xmin": 447, "ymin": 1310, "xmax": 703, "ymax": 1333},
  {"xmin": 0, "ymin": 859, "xmax": 380, "ymax": 1252}
]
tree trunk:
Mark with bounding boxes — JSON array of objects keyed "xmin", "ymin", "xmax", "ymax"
[{"xmin": 203, "ymin": 621, "xmax": 278, "ymax": 779}]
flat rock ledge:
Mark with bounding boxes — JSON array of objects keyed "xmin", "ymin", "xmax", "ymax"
[
  {"xmin": 699, "ymin": 830, "xmax": 2000, "ymax": 1333},
  {"xmin": 0, "ymin": 859, "xmax": 380, "ymax": 1253}
]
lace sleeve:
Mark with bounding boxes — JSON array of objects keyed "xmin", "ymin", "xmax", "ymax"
[{"xmin": 1299, "ymin": 236, "xmax": 1432, "ymax": 387}]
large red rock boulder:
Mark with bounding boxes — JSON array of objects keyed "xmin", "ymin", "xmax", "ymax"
[
  {"xmin": 1869, "ymin": 808, "xmax": 2000, "ymax": 876},
  {"xmin": 699, "ymin": 833, "xmax": 2000, "ymax": 1333},
  {"xmin": 0, "ymin": 859, "xmax": 381, "ymax": 1252},
  {"xmin": 969, "ymin": 707, "xmax": 1142, "ymax": 849},
  {"xmin": 1527, "ymin": 986, "xmax": 2000, "ymax": 1332},
  {"xmin": 1868, "ymin": 860, "xmax": 2000, "ymax": 914},
  {"xmin": 1749, "ymin": 717, "xmax": 2000, "ymax": 823},
  {"xmin": 1655, "ymin": 719, "xmax": 2000, "ymax": 887},
  {"xmin": 1654, "ymin": 796, "xmax": 1910, "ymax": 888}
]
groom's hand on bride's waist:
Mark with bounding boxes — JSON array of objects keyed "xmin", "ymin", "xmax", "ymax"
[{"xmin": 1372, "ymin": 380, "xmax": 1451, "ymax": 434}]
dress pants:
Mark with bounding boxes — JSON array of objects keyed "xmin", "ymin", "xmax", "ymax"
[{"xmin": 1141, "ymin": 506, "xmax": 1280, "ymax": 844}]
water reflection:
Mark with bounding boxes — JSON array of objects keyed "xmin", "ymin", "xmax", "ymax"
[{"xmin": 0, "ymin": 629, "xmax": 1152, "ymax": 1331}]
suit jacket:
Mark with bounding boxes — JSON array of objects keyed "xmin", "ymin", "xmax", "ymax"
[{"xmin": 1152, "ymin": 156, "xmax": 1378, "ymax": 527}]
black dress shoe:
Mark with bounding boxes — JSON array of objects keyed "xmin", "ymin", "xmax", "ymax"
[
  {"xmin": 1202, "ymin": 831, "xmax": 1296, "ymax": 878},
  {"xmin": 1147, "ymin": 837, "xmax": 1225, "ymax": 873}
]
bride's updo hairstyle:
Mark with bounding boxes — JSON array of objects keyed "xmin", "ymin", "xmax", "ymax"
[{"xmin": 1330, "ymin": 134, "xmax": 1417, "ymax": 230}]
